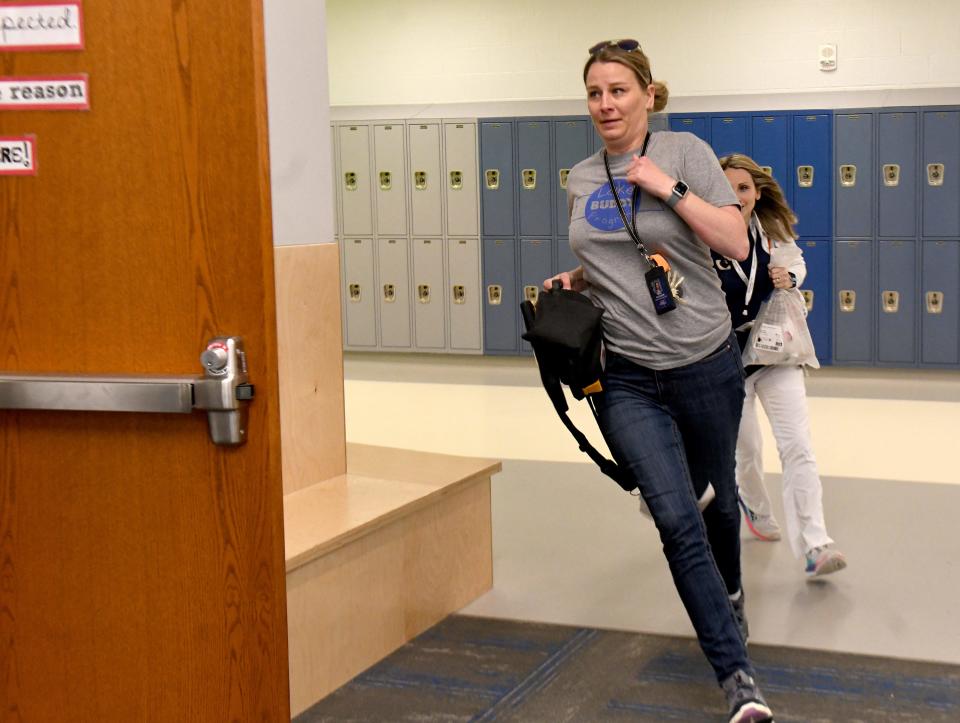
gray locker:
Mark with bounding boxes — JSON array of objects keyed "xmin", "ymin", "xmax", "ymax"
[
  {"xmin": 376, "ymin": 238, "xmax": 412, "ymax": 349},
  {"xmin": 517, "ymin": 120, "xmax": 553, "ymax": 237},
  {"xmin": 922, "ymin": 110, "xmax": 960, "ymax": 238},
  {"xmin": 519, "ymin": 238, "xmax": 553, "ymax": 353},
  {"xmin": 338, "ymin": 124, "xmax": 374, "ymax": 237},
  {"xmin": 554, "ymin": 118, "xmax": 592, "ymax": 237},
  {"xmin": 877, "ymin": 112, "xmax": 918, "ymax": 238},
  {"xmin": 834, "ymin": 113, "xmax": 874, "ymax": 238},
  {"xmin": 480, "ymin": 121, "xmax": 515, "ymax": 237},
  {"xmin": 557, "ymin": 238, "xmax": 579, "ymax": 276},
  {"xmin": 341, "ymin": 238, "xmax": 377, "ymax": 348},
  {"xmin": 411, "ymin": 238, "xmax": 446, "ymax": 349},
  {"xmin": 373, "ymin": 123, "xmax": 408, "ymax": 237},
  {"xmin": 443, "ymin": 122, "xmax": 479, "ymax": 237},
  {"xmin": 833, "ymin": 240, "xmax": 873, "ymax": 364},
  {"xmin": 921, "ymin": 240, "xmax": 960, "ymax": 365},
  {"xmin": 408, "ymin": 123, "xmax": 444, "ymax": 238},
  {"xmin": 648, "ymin": 113, "xmax": 669, "ymax": 133},
  {"xmin": 876, "ymin": 240, "xmax": 916, "ymax": 365},
  {"xmin": 331, "ymin": 125, "xmax": 341, "ymax": 237},
  {"xmin": 482, "ymin": 238, "xmax": 518, "ymax": 353},
  {"xmin": 447, "ymin": 238, "xmax": 482, "ymax": 353}
]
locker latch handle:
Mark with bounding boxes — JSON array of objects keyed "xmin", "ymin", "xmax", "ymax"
[
  {"xmin": 379, "ymin": 171, "xmax": 392, "ymax": 190},
  {"xmin": 882, "ymin": 164, "xmax": 900, "ymax": 187},
  {"xmin": 485, "ymin": 169, "xmax": 500, "ymax": 190},
  {"xmin": 559, "ymin": 169, "xmax": 570, "ymax": 189},
  {"xmin": 839, "ymin": 290, "xmax": 856, "ymax": 312},
  {"xmin": 839, "ymin": 164, "xmax": 857, "ymax": 187},
  {"xmin": 926, "ymin": 291, "xmax": 944, "ymax": 314},
  {"xmin": 417, "ymin": 284, "xmax": 431, "ymax": 303},
  {"xmin": 797, "ymin": 165, "xmax": 814, "ymax": 188},
  {"xmin": 522, "ymin": 169, "xmax": 537, "ymax": 190},
  {"xmin": 523, "ymin": 285, "xmax": 539, "ymax": 303},
  {"xmin": 344, "ymin": 172, "xmax": 358, "ymax": 191},
  {"xmin": 760, "ymin": 165, "xmax": 773, "ymax": 176},
  {"xmin": 452, "ymin": 285, "xmax": 466, "ymax": 304},
  {"xmin": 927, "ymin": 163, "xmax": 945, "ymax": 187},
  {"xmin": 801, "ymin": 289, "xmax": 814, "ymax": 312},
  {"xmin": 487, "ymin": 284, "xmax": 502, "ymax": 305},
  {"xmin": 383, "ymin": 284, "xmax": 396, "ymax": 303},
  {"xmin": 414, "ymin": 171, "xmax": 427, "ymax": 190},
  {"xmin": 881, "ymin": 290, "xmax": 900, "ymax": 313},
  {"xmin": 348, "ymin": 283, "xmax": 362, "ymax": 302},
  {"xmin": 450, "ymin": 170, "xmax": 463, "ymax": 190}
]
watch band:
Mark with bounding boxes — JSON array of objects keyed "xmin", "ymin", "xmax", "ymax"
[{"xmin": 665, "ymin": 180, "xmax": 688, "ymax": 209}]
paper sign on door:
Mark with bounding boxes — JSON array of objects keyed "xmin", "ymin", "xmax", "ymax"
[
  {"xmin": 0, "ymin": 2, "xmax": 84, "ymax": 51},
  {"xmin": 0, "ymin": 136, "xmax": 37, "ymax": 175},
  {"xmin": 0, "ymin": 75, "xmax": 89, "ymax": 110}
]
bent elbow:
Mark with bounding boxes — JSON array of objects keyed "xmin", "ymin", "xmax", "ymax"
[{"xmin": 729, "ymin": 237, "xmax": 749, "ymax": 262}]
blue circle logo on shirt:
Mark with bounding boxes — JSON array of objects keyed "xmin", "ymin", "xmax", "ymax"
[{"xmin": 585, "ymin": 179, "xmax": 639, "ymax": 231}]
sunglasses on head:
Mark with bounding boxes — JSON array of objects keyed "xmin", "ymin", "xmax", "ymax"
[{"xmin": 588, "ymin": 39, "xmax": 641, "ymax": 55}]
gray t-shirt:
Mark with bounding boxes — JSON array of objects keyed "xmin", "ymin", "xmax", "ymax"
[{"xmin": 566, "ymin": 131, "xmax": 739, "ymax": 369}]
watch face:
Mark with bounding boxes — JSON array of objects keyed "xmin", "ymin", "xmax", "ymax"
[{"xmin": 674, "ymin": 180, "xmax": 689, "ymax": 196}]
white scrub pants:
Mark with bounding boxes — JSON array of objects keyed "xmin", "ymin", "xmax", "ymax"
[{"xmin": 736, "ymin": 365, "xmax": 833, "ymax": 558}]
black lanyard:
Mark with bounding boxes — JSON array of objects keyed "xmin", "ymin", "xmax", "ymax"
[{"xmin": 602, "ymin": 131, "xmax": 654, "ymax": 266}]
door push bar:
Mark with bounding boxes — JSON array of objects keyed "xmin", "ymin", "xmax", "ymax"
[{"xmin": 0, "ymin": 337, "xmax": 254, "ymax": 446}]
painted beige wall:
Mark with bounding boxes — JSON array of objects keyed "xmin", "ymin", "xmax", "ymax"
[{"xmin": 327, "ymin": 0, "xmax": 960, "ymax": 106}]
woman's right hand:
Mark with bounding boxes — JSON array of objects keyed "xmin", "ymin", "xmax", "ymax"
[{"xmin": 543, "ymin": 267, "xmax": 586, "ymax": 292}]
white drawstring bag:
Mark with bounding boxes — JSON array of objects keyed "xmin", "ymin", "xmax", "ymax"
[{"xmin": 740, "ymin": 244, "xmax": 820, "ymax": 369}]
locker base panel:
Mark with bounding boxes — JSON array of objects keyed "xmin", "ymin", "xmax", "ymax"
[{"xmin": 284, "ymin": 442, "xmax": 500, "ymax": 717}]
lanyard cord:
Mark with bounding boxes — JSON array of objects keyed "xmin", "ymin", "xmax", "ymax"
[
  {"xmin": 602, "ymin": 131, "xmax": 654, "ymax": 265},
  {"xmin": 732, "ymin": 224, "xmax": 759, "ymax": 308}
]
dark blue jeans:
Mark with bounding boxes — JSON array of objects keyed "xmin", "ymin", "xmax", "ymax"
[{"xmin": 593, "ymin": 334, "xmax": 751, "ymax": 682}]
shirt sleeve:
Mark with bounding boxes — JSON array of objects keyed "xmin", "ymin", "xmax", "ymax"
[{"xmin": 680, "ymin": 135, "xmax": 740, "ymax": 209}]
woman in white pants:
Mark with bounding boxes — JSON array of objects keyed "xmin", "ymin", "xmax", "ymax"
[{"xmin": 713, "ymin": 153, "xmax": 846, "ymax": 578}]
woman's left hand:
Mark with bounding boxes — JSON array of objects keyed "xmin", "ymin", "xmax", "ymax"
[{"xmin": 769, "ymin": 265, "xmax": 793, "ymax": 289}]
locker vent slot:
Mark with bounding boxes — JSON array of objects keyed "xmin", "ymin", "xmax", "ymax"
[
  {"xmin": 522, "ymin": 169, "xmax": 537, "ymax": 190},
  {"xmin": 378, "ymin": 171, "xmax": 391, "ymax": 190},
  {"xmin": 485, "ymin": 169, "xmax": 500, "ymax": 190},
  {"xmin": 487, "ymin": 285, "xmax": 502, "ymax": 305},
  {"xmin": 797, "ymin": 165, "xmax": 814, "ymax": 188},
  {"xmin": 926, "ymin": 291, "xmax": 944, "ymax": 314},
  {"xmin": 344, "ymin": 172, "xmax": 358, "ymax": 191}
]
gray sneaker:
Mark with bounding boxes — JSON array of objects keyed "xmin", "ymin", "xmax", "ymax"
[
  {"xmin": 722, "ymin": 669, "xmax": 774, "ymax": 723},
  {"xmin": 730, "ymin": 590, "xmax": 749, "ymax": 643}
]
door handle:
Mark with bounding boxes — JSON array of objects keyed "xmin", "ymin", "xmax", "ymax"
[{"xmin": 0, "ymin": 336, "xmax": 253, "ymax": 446}]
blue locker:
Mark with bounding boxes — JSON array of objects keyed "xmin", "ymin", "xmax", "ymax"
[
  {"xmin": 710, "ymin": 114, "xmax": 750, "ymax": 159},
  {"xmin": 752, "ymin": 114, "xmax": 791, "ymax": 198},
  {"xmin": 798, "ymin": 239, "xmax": 832, "ymax": 365},
  {"xmin": 877, "ymin": 111, "xmax": 918, "ymax": 238},
  {"xmin": 876, "ymin": 240, "xmax": 917, "ymax": 365},
  {"xmin": 556, "ymin": 238, "xmax": 579, "ymax": 277},
  {"xmin": 519, "ymin": 238, "xmax": 554, "ymax": 353},
  {"xmin": 669, "ymin": 115, "xmax": 709, "ymax": 144},
  {"xmin": 834, "ymin": 112, "xmax": 874, "ymax": 238},
  {"xmin": 482, "ymin": 237, "xmax": 518, "ymax": 354},
  {"xmin": 554, "ymin": 118, "xmax": 592, "ymax": 238},
  {"xmin": 922, "ymin": 110, "xmax": 960, "ymax": 238},
  {"xmin": 793, "ymin": 113, "xmax": 832, "ymax": 238},
  {"xmin": 517, "ymin": 120, "xmax": 553, "ymax": 237},
  {"xmin": 833, "ymin": 239, "xmax": 873, "ymax": 364},
  {"xmin": 480, "ymin": 120, "xmax": 515, "ymax": 237},
  {"xmin": 921, "ymin": 240, "xmax": 960, "ymax": 365}
]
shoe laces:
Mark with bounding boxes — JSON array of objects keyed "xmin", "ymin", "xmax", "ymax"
[{"xmin": 723, "ymin": 669, "xmax": 764, "ymax": 709}]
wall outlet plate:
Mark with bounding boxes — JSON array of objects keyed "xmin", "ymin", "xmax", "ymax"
[{"xmin": 819, "ymin": 44, "xmax": 838, "ymax": 71}]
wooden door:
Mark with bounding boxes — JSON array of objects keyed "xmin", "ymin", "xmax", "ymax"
[{"xmin": 0, "ymin": 2, "xmax": 289, "ymax": 721}]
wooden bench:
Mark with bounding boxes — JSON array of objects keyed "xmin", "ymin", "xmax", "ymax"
[{"xmin": 283, "ymin": 442, "xmax": 500, "ymax": 717}]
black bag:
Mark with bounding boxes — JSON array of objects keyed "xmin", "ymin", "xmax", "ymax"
[{"xmin": 520, "ymin": 282, "xmax": 635, "ymax": 492}]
